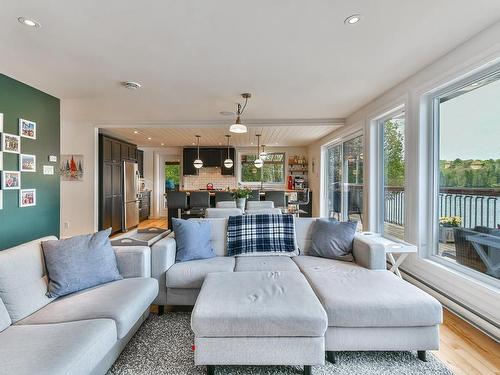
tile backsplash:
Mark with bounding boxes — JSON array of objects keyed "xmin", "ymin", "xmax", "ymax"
[{"xmin": 183, "ymin": 167, "xmax": 237, "ymax": 190}]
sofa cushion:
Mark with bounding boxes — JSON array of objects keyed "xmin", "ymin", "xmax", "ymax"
[
  {"xmin": 309, "ymin": 219, "xmax": 356, "ymax": 262},
  {"xmin": 0, "ymin": 319, "xmax": 116, "ymax": 375},
  {"xmin": 191, "ymin": 271, "xmax": 327, "ymax": 337},
  {"xmin": 0, "ymin": 236, "xmax": 57, "ymax": 323},
  {"xmin": 16, "ymin": 277, "xmax": 158, "ymax": 339},
  {"xmin": 293, "ymin": 256, "xmax": 442, "ymax": 328},
  {"xmin": 294, "ymin": 218, "xmax": 317, "ymax": 255},
  {"xmin": 0, "ymin": 298, "xmax": 11, "ymax": 332},
  {"xmin": 166, "ymin": 257, "xmax": 235, "ymax": 289},
  {"xmin": 235, "ymin": 256, "xmax": 300, "ymax": 272},
  {"xmin": 189, "ymin": 218, "xmax": 228, "ymax": 256},
  {"xmin": 42, "ymin": 228, "xmax": 122, "ymax": 298},
  {"xmin": 172, "ymin": 218, "xmax": 216, "ymax": 262}
]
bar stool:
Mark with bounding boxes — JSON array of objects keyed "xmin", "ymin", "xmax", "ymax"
[
  {"xmin": 190, "ymin": 191, "xmax": 210, "ymax": 210},
  {"xmin": 215, "ymin": 191, "xmax": 234, "ymax": 206},
  {"xmin": 165, "ymin": 191, "xmax": 187, "ymax": 229},
  {"xmin": 248, "ymin": 190, "xmax": 260, "ymax": 201},
  {"xmin": 265, "ymin": 191, "xmax": 286, "ymax": 210},
  {"xmin": 288, "ymin": 188, "xmax": 310, "ymax": 217}
]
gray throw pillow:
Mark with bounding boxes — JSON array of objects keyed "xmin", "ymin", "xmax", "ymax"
[
  {"xmin": 172, "ymin": 218, "xmax": 216, "ymax": 262},
  {"xmin": 42, "ymin": 228, "xmax": 122, "ymax": 298},
  {"xmin": 310, "ymin": 219, "xmax": 357, "ymax": 261}
]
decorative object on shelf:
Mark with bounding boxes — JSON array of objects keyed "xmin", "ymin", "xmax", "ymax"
[
  {"xmin": 439, "ymin": 216, "xmax": 461, "ymax": 243},
  {"xmin": 254, "ymin": 134, "xmax": 263, "ymax": 168},
  {"xmin": 60, "ymin": 154, "xmax": 84, "ymax": 181},
  {"xmin": 259, "ymin": 144, "xmax": 267, "ymax": 160},
  {"xmin": 193, "ymin": 135, "xmax": 203, "ymax": 169},
  {"xmin": 1, "ymin": 133, "xmax": 21, "ymax": 154},
  {"xmin": 20, "ymin": 154, "xmax": 36, "ymax": 172},
  {"xmin": 19, "ymin": 188, "xmax": 36, "ymax": 207},
  {"xmin": 223, "ymin": 135, "xmax": 233, "ymax": 168},
  {"xmin": 232, "ymin": 186, "xmax": 252, "ymax": 210},
  {"xmin": 229, "ymin": 93, "xmax": 251, "ymax": 134},
  {"xmin": 19, "ymin": 118, "xmax": 36, "ymax": 139},
  {"xmin": 2, "ymin": 171, "xmax": 21, "ymax": 189}
]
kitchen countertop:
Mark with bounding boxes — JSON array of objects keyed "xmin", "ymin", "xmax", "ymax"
[{"xmin": 164, "ymin": 189, "xmax": 308, "ymax": 196}]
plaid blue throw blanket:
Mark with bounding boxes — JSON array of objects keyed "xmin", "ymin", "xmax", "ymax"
[{"xmin": 227, "ymin": 214, "xmax": 297, "ymax": 256}]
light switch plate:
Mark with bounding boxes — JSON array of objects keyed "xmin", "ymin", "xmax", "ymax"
[
  {"xmin": 43, "ymin": 165, "xmax": 54, "ymax": 175},
  {"xmin": 49, "ymin": 155, "xmax": 57, "ymax": 162}
]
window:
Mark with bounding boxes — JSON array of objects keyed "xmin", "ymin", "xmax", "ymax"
[
  {"xmin": 323, "ymin": 133, "xmax": 364, "ymax": 230},
  {"xmin": 431, "ymin": 67, "xmax": 500, "ymax": 281},
  {"xmin": 378, "ymin": 109, "xmax": 405, "ymax": 240},
  {"xmin": 240, "ymin": 152, "xmax": 285, "ymax": 184}
]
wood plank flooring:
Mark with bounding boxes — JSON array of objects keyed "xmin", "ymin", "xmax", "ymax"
[{"xmin": 138, "ymin": 218, "xmax": 500, "ymax": 375}]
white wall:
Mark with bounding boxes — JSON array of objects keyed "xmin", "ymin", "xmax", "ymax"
[
  {"xmin": 307, "ymin": 21, "xmax": 500, "ymax": 335},
  {"xmin": 60, "ymin": 100, "xmax": 97, "ymax": 237}
]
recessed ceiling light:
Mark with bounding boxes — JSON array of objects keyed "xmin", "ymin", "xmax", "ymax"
[
  {"xmin": 122, "ymin": 81, "xmax": 142, "ymax": 90},
  {"xmin": 147, "ymin": 137, "xmax": 152, "ymax": 140},
  {"xmin": 344, "ymin": 14, "xmax": 361, "ymax": 25},
  {"xmin": 133, "ymin": 130, "xmax": 139, "ymax": 134},
  {"xmin": 18, "ymin": 17, "xmax": 41, "ymax": 28},
  {"xmin": 161, "ymin": 142, "xmax": 165, "ymax": 146}
]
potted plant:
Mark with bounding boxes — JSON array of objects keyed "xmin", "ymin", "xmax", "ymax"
[
  {"xmin": 232, "ymin": 187, "xmax": 252, "ymax": 210},
  {"xmin": 439, "ymin": 216, "xmax": 461, "ymax": 243}
]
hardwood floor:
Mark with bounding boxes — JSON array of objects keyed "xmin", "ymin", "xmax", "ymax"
[{"xmin": 139, "ymin": 218, "xmax": 499, "ymax": 375}]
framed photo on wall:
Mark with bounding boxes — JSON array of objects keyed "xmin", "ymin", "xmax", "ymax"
[
  {"xmin": 2, "ymin": 171, "xmax": 21, "ymax": 189},
  {"xmin": 19, "ymin": 118, "xmax": 36, "ymax": 139},
  {"xmin": 19, "ymin": 189, "xmax": 36, "ymax": 207},
  {"xmin": 1, "ymin": 133, "xmax": 21, "ymax": 154},
  {"xmin": 20, "ymin": 154, "xmax": 36, "ymax": 172}
]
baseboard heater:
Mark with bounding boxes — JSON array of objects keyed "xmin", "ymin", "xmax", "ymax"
[{"xmin": 399, "ymin": 267, "xmax": 499, "ymax": 343}]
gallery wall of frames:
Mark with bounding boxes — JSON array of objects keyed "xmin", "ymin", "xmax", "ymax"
[{"xmin": 0, "ymin": 74, "xmax": 60, "ymax": 250}]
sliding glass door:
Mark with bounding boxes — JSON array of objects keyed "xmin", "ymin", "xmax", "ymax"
[{"xmin": 324, "ymin": 134, "xmax": 364, "ymax": 230}]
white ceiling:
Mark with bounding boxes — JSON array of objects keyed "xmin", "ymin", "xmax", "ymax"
[
  {"xmin": 101, "ymin": 123, "xmax": 340, "ymax": 147},
  {"xmin": 1, "ymin": 1, "xmax": 500, "ymax": 127}
]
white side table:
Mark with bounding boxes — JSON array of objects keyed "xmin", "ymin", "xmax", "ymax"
[{"xmin": 360, "ymin": 232, "xmax": 417, "ymax": 278}]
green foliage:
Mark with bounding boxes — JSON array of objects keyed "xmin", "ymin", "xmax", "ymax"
[
  {"xmin": 232, "ymin": 187, "xmax": 253, "ymax": 199},
  {"xmin": 165, "ymin": 164, "xmax": 180, "ymax": 185},
  {"xmin": 440, "ymin": 159, "xmax": 500, "ymax": 188},
  {"xmin": 384, "ymin": 120, "xmax": 405, "ymax": 187}
]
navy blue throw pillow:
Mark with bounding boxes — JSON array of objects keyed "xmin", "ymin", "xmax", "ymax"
[{"xmin": 172, "ymin": 218, "xmax": 216, "ymax": 262}]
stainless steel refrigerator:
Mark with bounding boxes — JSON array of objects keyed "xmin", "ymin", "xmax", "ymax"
[{"xmin": 123, "ymin": 161, "xmax": 140, "ymax": 231}]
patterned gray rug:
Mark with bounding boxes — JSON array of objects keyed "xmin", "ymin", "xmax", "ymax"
[{"xmin": 108, "ymin": 312, "xmax": 453, "ymax": 375}]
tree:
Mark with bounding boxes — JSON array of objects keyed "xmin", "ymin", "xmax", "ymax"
[{"xmin": 383, "ymin": 120, "xmax": 405, "ymax": 187}]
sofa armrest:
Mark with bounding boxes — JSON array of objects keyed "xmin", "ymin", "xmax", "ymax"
[
  {"xmin": 352, "ymin": 234, "xmax": 387, "ymax": 270},
  {"xmin": 113, "ymin": 246, "xmax": 151, "ymax": 278},
  {"xmin": 151, "ymin": 235, "xmax": 177, "ymax": 305}
]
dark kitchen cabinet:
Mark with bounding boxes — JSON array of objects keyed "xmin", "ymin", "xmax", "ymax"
[
  {"xmin": 99, "ymin": 134, "xmax": 138, "ymax": 234},
  {"xmin": 182, "ymin": 147, "xmax": 235, "ymax": 175},
  {"xmin": 137, "ymin": 150, "xmax": 144, "ymax": 178},
  {"xmin": 183, "ymin": 148, "xmax": 199, "ymax": 175}
]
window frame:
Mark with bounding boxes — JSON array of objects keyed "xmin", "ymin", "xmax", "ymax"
[
  {"xmin": 424, "ymin": 62, "xmax": 500, "ymax": 287},
  {"xmin": 375, "ymin": 106, "xmax": 407, "ymax": 241}
]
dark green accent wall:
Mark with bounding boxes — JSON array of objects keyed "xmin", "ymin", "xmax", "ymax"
[{"xmin": 0, "ymin": 74, "xmax": 60, "ymax": 250}]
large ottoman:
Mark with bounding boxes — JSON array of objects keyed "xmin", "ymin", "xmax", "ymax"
[{"xmin": 191, "ymin": 271, "xmax": 328, "ymax": 375}]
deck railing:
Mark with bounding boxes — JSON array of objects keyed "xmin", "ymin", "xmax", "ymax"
[{"xmin": 384, "ymin": 187, "xmax": 499, "ymax": 229}]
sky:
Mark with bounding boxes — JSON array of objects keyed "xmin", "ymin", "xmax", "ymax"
[{"xmin": 440, "ymin": 77, "xmax": 500, "ymax": 160}]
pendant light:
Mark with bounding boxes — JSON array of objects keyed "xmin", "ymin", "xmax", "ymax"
[
  {"xmin": 259, "ymin": 144, "xmax": 267, "ymax": 160},
  {"xmin": 229, "ymin": 93, "xmax": 251, "ymax": 134},
  {"xmin": 223, "ymin": 135, "xmax": 233, "ymax": 168},
  {"xmin": 193, "ymin": 135, "xmax": 203, "ymax": 169},
  {"xmin": 254, "ymin": 134, "xmax": 263, "ymax": 168}
]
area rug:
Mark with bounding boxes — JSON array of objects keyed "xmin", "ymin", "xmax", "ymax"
[{"xmin": 108, "ymin": 312, "xmax": 453, "ymax": 375}]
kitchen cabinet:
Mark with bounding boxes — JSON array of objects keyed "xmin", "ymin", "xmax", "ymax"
[
  {"xmin": 99, "ymin": 134, "xmax": 138, "ymax": 234},
  {"xmin": 182, "ymin": 147, "xmax": 235, "ymax": 175},
  {"xmin": 137, "ymin": 150, "xmax": 144, "ymax": 178}
]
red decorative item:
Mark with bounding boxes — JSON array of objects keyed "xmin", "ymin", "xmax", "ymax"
[
  {"xmin": 206, "ymin": 183, "xmax": 214, "ymax": 190},
  {"xmin": 191, "ymin": 345, "xmax": 196, "ymax": 351},
  {"xmin": 287, "ymin": 176, "xmax": 293, "ymax": 190}
]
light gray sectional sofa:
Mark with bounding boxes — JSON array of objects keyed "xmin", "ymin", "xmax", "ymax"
[
  {"xmin": 152, "ymin": 217, "xmax": 443, "ymax": 363},
  {"xmin": 0, "ymin": 236, "xmax": 158, "ymax": 375}
]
